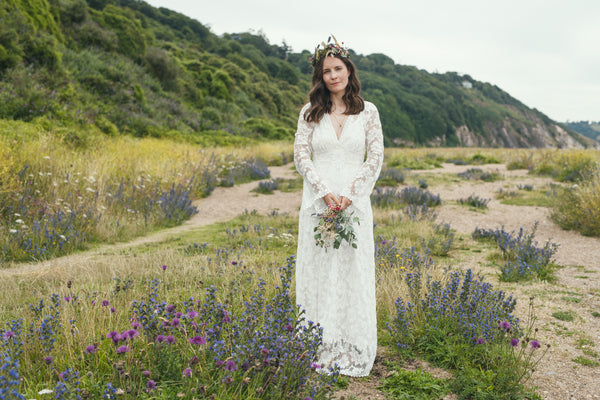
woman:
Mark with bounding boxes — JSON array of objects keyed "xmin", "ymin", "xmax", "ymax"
[{"xmin": 294, "ymin": 36, "xmax": 384, "ymax": 377}]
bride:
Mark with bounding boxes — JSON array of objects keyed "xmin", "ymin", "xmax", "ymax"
[{"xmin": 294, "ymin": 35, "xmax": 384, "ymax": 377}]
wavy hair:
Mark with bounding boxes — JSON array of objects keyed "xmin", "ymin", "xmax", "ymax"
[{"xmin": 304, "ymin": 55, "xmax": 364, "ymax": 123}]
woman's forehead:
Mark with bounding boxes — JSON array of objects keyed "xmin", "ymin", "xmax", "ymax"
[{"xmin": 323, "ymin": 57, "xmax": 345, "ymax": 69}]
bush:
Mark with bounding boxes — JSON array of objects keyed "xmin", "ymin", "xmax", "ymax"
[
  {"xmin": 459, "ymin": 194, "xmax": 490, "ymax": 209},
  {"xmin": 552, "ymin": 168, "xmax": 600, "ymax": 237},
  {"xmin": 457, "ymin": 168, "xmax": 500, "ymax": 182},
  {"xmin": 371, "ymin": 186, "xmax": 441, "ymax": 209},
  {"xmin": 472, "ymin": 223, "xmax": 559, "ymax": 282},
  {"xmin": 377, "ymin": 168, "xmax": 405, "ymax": 186},
  {"xmin": 0, "ymin": 258, "xmax": 340, "ymax": 399}
]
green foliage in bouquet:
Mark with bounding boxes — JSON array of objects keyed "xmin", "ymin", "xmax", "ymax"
[{"xmin": 314, "ymin": 204, "xmax": 360, "ymax": 250}]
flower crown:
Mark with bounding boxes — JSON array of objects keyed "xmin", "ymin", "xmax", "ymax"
[{"xmin": 309, "ymin": 35, "xmax": 349, "ymax": 67}]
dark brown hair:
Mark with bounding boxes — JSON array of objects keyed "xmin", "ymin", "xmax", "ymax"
[{"xmin": 304, "ymin": 55, "xmax": 364, "ymax": 123}]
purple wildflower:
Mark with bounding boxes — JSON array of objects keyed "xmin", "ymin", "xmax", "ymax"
[
  {"xmin": 171, "ymin": 318, "xmax": 180, "ymax": 327},
  {"xmin": 215, "ymin": 359, "xmax": 224, "ymax": 368},
  {"xmin": 530, "ymin": 340, "xmax": 541, "ymax": 349},
  {"xmin": 101, "ymin": 300, "xmax": 110, "ymax": 307},
  {"xmin": 64, "ymin": 296, "xmax": 71, "ymax": 302},
  {"xmin": 44, "ymin": 356, "xmax": 53, "ymax": 365},
  {"xmin": 510, "ymin": 339, "xmax": 519, "ymax": 347},
  {"xmin": 166, "ymin": 304, "xmax": 176, "ymax": 313},
  {"xmin": 225, "ymin": 360, "xmax": 237, "ymax": 371},
  {"xmin": 187, "ymin": 310, "xmax": 199, "ymax": 319},
  {"xmin": 183, "ymin": 368, "xmax": 192, "ymax": 377},
  {"xmin": 107, "ymin": 331, "xmax": 122, "ymax": 343},
  {"xmin": 147, "ymin": 380, "xmax": 156, "ymax": 389},
  {"xmin": 476, "ymin": 338, "xmax": 486, "ymax": 345},
  {"xmin": 189, "ymin": 336, "xmax": 207, "ymax": 345},
  {"xmin": 310, "ymin": 362, "xmax": 322, "ymax": 369},
  {"xmin": 161, "ymin": 265, "xmax": 167, "ymax": 271},
  {"xmin": 142, "ymin": 370, "xmax": 151, "ymax": 377},
  {"xmin": 116, "ymin": 345, "xmax": 130, "ymax": 354},
  {"xmin": 156, "ymin": 335, "xmax": 166, "ymax": 343},
  {"xmin": 500, "ymin": 321, "xmax": 511, "ymax": 331},
  {"xmin": 85, "ymin": 345, "xmax": 97, "ymax": 354},
  {"xmin": 223, "ymin": 376, "xmax": 233, "ymax": 385},
  {"xmin": 130, "ymin": 320, "xmax": 142, "ymax": 329},
  {"xmin": 110, "ymin": 307, "xmax": 116, "ymax": 314},
  {"xmin": 166, "ymin": 335, "xmax": 176, "ymax": 344},
  {"xmin": 285, "ymin": 323, "xmax": 293, "ymax": 333},
  {"xmin": 4, "ymin": 331, "xmax": 15, "ymax": 340}
]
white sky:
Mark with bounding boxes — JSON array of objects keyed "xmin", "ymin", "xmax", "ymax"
[{"xmin": 144, "ymin": 0, "xmax": 600, "ymax": 122}]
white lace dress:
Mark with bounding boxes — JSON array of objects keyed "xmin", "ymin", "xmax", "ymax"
[{"xmin": 293, "ymin": 101, "xmax": 384, "ymax": 377}]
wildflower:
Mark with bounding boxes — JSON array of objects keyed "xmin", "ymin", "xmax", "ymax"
[
  {"xmin": 147, "ymin": 380, "xmax": 156, "ymax": 389},
  {"xmin": 171, "ymin": 318, "xmax": 181, "ymax": 327},
  {"xmin": 156, "ymin": 335, "xmax": 166, "ymax": 343},
  {"xmin": 285, "ymin": 323, "xmax": 294, "ymax": 333},
  {"xmin": 9, "ymin": 229, "xmax": 17, "ymax": 234},
  {"xmin": 110, "ymin": 307, "xmax": 116, "ymax": 314},
  {"xmin": 510, "ymin": 339, "xmax": 519, "ymax": 347},
  {"xmin": 261, "ymin": 348, "xmax": 270, "ymax": 358},
  {"xmin": 116, "ymin": 345, "xmax": 130, "ymax": 354},
  {"xmin": 44, "ymin": 356, "xmax": 53, "ymax": 365},
  {"xmin": 187, "ymin": 310, "xmax": 199, "ymax": 319},
  {"xmin": 215, "ymin": 359, "xmax": 224, "ymax": 368},
  {"xmin": 530, "ymin": 340, "xmax": 541, "ymax": 349},
  {"xmin": 222, "ymin": 376, "xmax": 233, "ymax": 385},
  {"xmin": 225, "ymin": 360, "xmax": 237, "ymax": 371},
  {"xmin": 183, "ymin": 368, "xmax": 192, "ymax": 377},
  {"xmin": 4, "ymin": 331, "xmax": 15, "ymax": 340},
  {"xmin": 38, "ymin": 389, "xmax": 53, "ymax": 395},
  {"xmin": 85, "ymin": 345, "xmax": 97, "ymax": 354},
  {"xmin": 189, "ymin": 336, "xmax": 207, "ymax": 345},
  {"xmin": 166, "ymin": 304, "xmax": 176, "ymax": 313},
  {"xmin": 166, "ymin": 335, "xmax": 176, "ymax": 344},
  {"xmin": 310, "ymin": 362, "xmax": 322, "ymax": 369},
  {"xmin": 107, "ymin": 331, "xmax": 121, "ymax": 343},
  {"xmin": 161, "ymin": 265, "xmax": 167, "ymax": 271},
  {"xmin": 130, "ymin": 320, "xmax": 142, "ymax": 329},
  {"xmin": 102, "ymin": 300, "xmax": 110, "ymax": 307},
  {"xmin": 476, "ymin": 338, "xmax": 486, "ymax": 345},
  {"xmin": 222, "ymin": 312, "xmax": 231, "ymax": 324},
  {"xmin": 64, "ymin": 296, "xmax": 71, "ymax": 302},
  {"xmin": 142, "ymin": 370, "xmax": 151, "ymax": 377},
  {"xmin": 500, "ymin": 321, "xmax": 511, "ymax": 331}
]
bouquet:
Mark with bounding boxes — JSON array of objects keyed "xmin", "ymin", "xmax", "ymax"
[{"xmin": 313, "ymin": 204, "xmax": 360, "ymax": 250}]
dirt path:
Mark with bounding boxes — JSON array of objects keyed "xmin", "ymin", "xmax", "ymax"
[{"xmin": 3, "ymin": 163, "xmax": 599, "ymax": 399}]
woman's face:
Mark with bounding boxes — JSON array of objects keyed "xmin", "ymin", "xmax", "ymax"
[{"xmin": 322, "ymin": 56, "xmax": 350, "ymax": 96}]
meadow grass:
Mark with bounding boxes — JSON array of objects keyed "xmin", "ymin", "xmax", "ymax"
[{"xmin": 3, "ymin": 141, "xmax": 600, "ymax": 398}]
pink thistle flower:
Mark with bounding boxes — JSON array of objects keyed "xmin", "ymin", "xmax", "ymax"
[
  {"xmin": 183, "ymin": 368, "xmax": 192, "ymax": 377},
  {"xmin": 189, "ymin": 336, "xmax": 207, "ymax": 345},
  {"xmin": 116, "ymin": 345, "xmax": 130, "ymax": 354},
  {"xmin": 530, "ymin": 340, "xmax": 541, "ymax": 349},
  {"xmin": 510, "ymin": 339, "xmax": 519, "ymax": 347}
]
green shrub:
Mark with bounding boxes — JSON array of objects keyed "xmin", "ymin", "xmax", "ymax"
[{"xmin": 552, "ymin": 168, "xmax": 600, "ymax": 236}]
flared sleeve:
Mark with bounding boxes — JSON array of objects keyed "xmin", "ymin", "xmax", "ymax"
[
  {"xmin": 294, "ymin": 103, "xmax": 332, "ymax": 209},
  {"xmin": 340, "ymin": 102, "xmax": 384, "ymax": 214}
]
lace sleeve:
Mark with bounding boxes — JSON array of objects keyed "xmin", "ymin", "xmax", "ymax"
[
  {"xmin": 340, "ymin": 103, "xmax": 384, "ymax": 213},
  {"xmin": 294, "ymin": 104, "xmax": 331, "ymax": 208}
]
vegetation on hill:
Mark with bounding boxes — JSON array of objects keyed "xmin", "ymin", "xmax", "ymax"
[
  {"xmin": 564, "ymin": 121, "xmax": 600, "ymax": 142},
  {"xmin": 0, "ymin": 0, "xmax": 592, "ymax": 147}
]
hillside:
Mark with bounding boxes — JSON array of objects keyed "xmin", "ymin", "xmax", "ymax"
[
  {"xmin": 563, "ymin": 121, "xmax": 600, "ymax": 143},
  {"xmin": 0, "ymin": 0, "xmax": 596, "ymax": 148}
]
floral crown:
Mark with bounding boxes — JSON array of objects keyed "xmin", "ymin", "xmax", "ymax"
[{"xmin": 309, "ymin": 35, "xmax": 349, "ymax": 67}]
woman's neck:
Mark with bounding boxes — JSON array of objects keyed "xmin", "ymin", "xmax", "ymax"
[{"xmin": 330, "ymin": 93, "xmax": 346, "ymax": 113}]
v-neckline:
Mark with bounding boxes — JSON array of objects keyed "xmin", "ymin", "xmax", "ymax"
[{"xmin": 328, "ymin": 113, "xmax": 348, "ymax": 141}]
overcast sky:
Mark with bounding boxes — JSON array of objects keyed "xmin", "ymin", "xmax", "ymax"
[{"xmin": 145, "ymin": 0, "xmax": 599, "ymax": 122}]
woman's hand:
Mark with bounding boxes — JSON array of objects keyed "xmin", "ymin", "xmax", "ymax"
[
  {"xmin": 323, "ymin": 193, "xmax": 340, "ymax": 208},
  {"xmin": 339, "ymin": 196, "xmax": 352, "ymax": 211}
]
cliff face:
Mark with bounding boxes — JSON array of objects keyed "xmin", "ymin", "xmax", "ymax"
[{"xmin": 453, "ymin": 114, "xmax": 599, "ymax": 149}]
